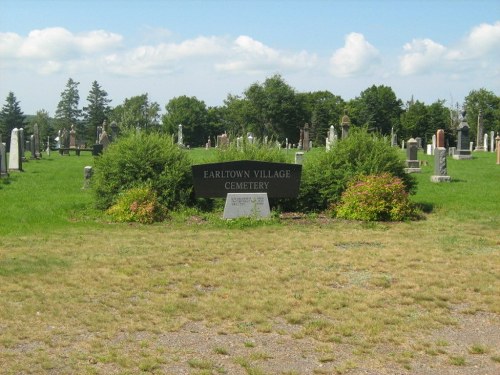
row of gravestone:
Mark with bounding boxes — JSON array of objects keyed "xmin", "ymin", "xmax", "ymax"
[{"xmin": 0, "ymin": 125, "xmax": 43, "ymax": 176}]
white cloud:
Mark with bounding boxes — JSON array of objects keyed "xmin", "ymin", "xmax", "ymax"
[
  {"xmin": 215, "ymin": 35, "xmax": 317, "ymax": 74},
  {"xmin": 103, "ymin": 36, "xmax": 225, "ymax": 76},
  {"xmin": 400, "ymin": 38, "xmax": 447, "ymax": 75},
  {"xmin": 464, "ymin": 21, "xmax": 500, "ymax": 57},
  {"xmin": 0, "ymin": 27, "xmax": 123, "ymax": 74},
  {"xmin": 329, "ymin": 33, "xmax": 380, "ymax": 77},
  {"xmin": 399, "ymin": 21, "xmax": 500, "ymax": 76}
]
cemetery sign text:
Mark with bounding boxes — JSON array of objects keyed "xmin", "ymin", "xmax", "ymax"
[{"xmin": 192, "ymin": 160, "xmax": 302, "ymax": 198}]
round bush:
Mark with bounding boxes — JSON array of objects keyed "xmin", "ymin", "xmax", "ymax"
[
  {"xmin": 297, "ymin": 128, "xmax": 416, "ymax": 212},
  {"xmin": 106, "ymin": 185, "xmax": 167, "ymax": 224},
  {"xmin": 334, "ymin": 173, "xmax": 420, "ymax": 221},
  {"xmin": 92, "ymin": 132, "xmax": 193, "ymax": 210}
]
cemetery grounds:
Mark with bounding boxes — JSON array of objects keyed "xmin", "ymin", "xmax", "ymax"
[{"xmin": 0, "ymin": 150, "xmax": 499, "ymax": 375}]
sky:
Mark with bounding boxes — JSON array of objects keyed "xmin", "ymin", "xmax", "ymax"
[{"xmin": 0, "ymin": 0, "xmax": 499, "ymax": 116}]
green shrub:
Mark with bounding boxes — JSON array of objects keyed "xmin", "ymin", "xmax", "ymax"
[
  {"xmin": 92, "ymin": 132, "xmax": 192, "ymax": 210},
  {"xmin": 106, "ymin": 185, "xmax": 167, "ymax": 224},
  {"xmin": 334, "ymin": 173, "xmax": 420, "ymax": 221},
  {"xmin": 214, "ymin": 138, "xmax": 288, "ymax": 163},
  {"xmin": 297, "ymin": 128, "xmax": 416, "ymax": 212}
]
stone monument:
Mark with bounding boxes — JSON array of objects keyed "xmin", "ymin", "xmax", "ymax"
[
  {"xmin": 404, "ymin": 138, "xmax": 421, "ymax": 173},
  {"xmin": 497, "ymin": 136, "xmax": 500, "ymax": 165},
  {"xmin": 8, "ymin": 128, "xmax": 22, "ymax": 171},
  {"xmin": 453, "ymin": 108, "xmax": 472, "ymax": 160},
  {"xmin": 302, "ymin": 123, "xmax": 310, "ymax": 151},
  {"xmin": 475, "ymin": 110, "xmax": 485, "ymax": 152},
  {"xmin": 69, "ymin": 124, "xmax": 76, "ymax": 148},
  {"xmin": 341, "ymin": 110, "xmax": 350, "ymax": 139},
  {"xmin": 33, "ymin": 123, "xmax": 41, "ymax": 159},
  {"xmin": 177, "ymin": 124, "xmax": 184, "ymax": 147},
  {"xmin": 490, "ymin": 131, "xmax": 495, "ymax": 152},
  {"xmin": 431, "ymin": 130, "xmax": 451, "ymax": 182},
  {"xmin": 0, "ymin": 134, "xmax": 7, "ymax": 177},
  {"xmin": 98, "ymin": 121, "xmax": 110, "ymax": 149},
  {"xmin": 19, "ymin": 128, "xmax": 26, "ymax": 162}
]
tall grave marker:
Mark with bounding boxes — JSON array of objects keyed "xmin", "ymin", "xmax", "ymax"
[
  {"xmin": 431, "ymin": 129, "xmax": 451, "ymax": 182},
  {"xmin": 475, "ymin": 110, "xmax": 485, "ymax": 152},
  {"xmin": 453, "ymin": 108, "xmax": 472, "ymax": 160},
  {"xmin": 8, "ymin": 128, "xmax": 22, "ymax": 171}
]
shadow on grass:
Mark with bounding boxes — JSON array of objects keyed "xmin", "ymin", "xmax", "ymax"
[{"xmin": 415, "ymin": 201, "xmax": 434, "ymax": 213}]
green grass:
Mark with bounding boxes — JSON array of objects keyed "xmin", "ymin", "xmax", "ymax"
[{"xmin": 0, "ymin": 147, "xmax": 499, "ymax": 374}]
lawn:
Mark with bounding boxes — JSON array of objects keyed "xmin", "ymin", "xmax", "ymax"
[{"xmin": 0, "ymin": 149, "xmax": 499, "ymax": 374}]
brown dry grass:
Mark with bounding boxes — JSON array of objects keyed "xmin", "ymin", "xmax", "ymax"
[{"xmin": 0, "ymin": 214, "xmax": 499, "ymax": 374}]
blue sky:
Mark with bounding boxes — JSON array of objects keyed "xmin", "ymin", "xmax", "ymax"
[{"xmin": 1, "ymin": 0, "xmax": 499, "ymax": 115}]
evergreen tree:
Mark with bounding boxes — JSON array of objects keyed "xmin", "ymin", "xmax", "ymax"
[
  {"xmin": 83, "ymin": 81, "xmax": 112, "ymax": 144},
  {"xmin": 0, "ymin": 91, "xmax": 26, "ymax": 150},
  {"xmin": 55, "ymin": 78, "xmax": 82, "ymax": 137}
]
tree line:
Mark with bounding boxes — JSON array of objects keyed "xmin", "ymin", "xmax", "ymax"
[{"xmin": 1, "ymin": 74, "xmax": 499, "ymax": 150}]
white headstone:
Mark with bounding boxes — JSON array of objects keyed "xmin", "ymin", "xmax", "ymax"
[
  {"xmin": 295, "ymin": 152, "xmax": 304, "ymax": 164},
  {"xmin": 484, "ymin": 133, "xmax": 489, "ymax": 151},
  {"xmin": 8, "ymin": 128, "xmax": 22, "ymax": 171},
  {"xmin": 491, "ymin": 131, "xmax": 495, "ymax": 152},
  {"xmin": 426, "ymin": 144, "xmax": 432, "ymax": 155},
  {"xmin": 470, "ymin": 142, "xmax": 474, "ymax": 152}
]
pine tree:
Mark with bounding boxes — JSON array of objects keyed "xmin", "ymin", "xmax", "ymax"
[
  {"xmin": 0, "ymin": 92, "xmax": 26, "ymax": 150},
  {"xmin": 55, "ymin": 78, "xmax": 81, "ymax": 137},
  {"xmin": 83, "ymin": 81, "xmax": 112, "ymax": 143}
]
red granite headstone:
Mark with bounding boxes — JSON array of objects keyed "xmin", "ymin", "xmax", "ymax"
[{"xmin": 436, "ymin": 129, "xmax": 445, "ymax": 148}]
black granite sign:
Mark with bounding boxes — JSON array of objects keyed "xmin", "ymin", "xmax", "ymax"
[{"xmin": 192, "ymin": 160, "xmax": 302, "ymax": 198}]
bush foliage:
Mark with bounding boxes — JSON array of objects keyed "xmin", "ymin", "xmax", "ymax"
[
  {"xmin": 106, "ymin": 185, "xmax": 167, "ymax": 224},
  {"xmin": 214, "ymin": 138, "xmax": 288, "ymax": 163},
  {"xmin": 297, "ymin": 128, "xmax": 416, "ymax": 212},
  {"xmin": 93, "ymin": 132, "xmax": 192, "ymax": 210},
  {"xmin": 334, "ymin": 173, "xmax": 420, "ymax": 221}
]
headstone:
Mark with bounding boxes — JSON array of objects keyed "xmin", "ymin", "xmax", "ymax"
[
  {"xmin": 236, "ymin": 136, "xmax": 242, "ymax": 150},
  {"xmin": 391, "ymin": 127, "xmax": 397, "ymax": 147},
  {"xmin": 295, "ymin": 152, "xmax": 304, "ymax": 165},
  {"xmin": 96, "ymin": 124, "xmax": 103, "ymax": 144},
  {"xmin": 436, "ymin": 129, "xmax": 445, "ymax": 148},
  {"xmin": 177, "ymin": 124, "xmax": 184, "ymax": 147},
  {"xmin": 30, "ymin": 135, "xmax": 36, "ymax": 159},
  {"xmin": 61, "ymin": 128, "xmax": 70, "ymax": 155},
  {"xmin": 8, "ymin": 128, "xmax": 22, "ymax": 171},
  {"xmin": 206, "ymin": 136, "xmax": 211, "ymax": 149},
  {"xmin": 415, "ymin": 137, "xmax": 423, "ymax": 150},
  {"xmin": 404, "ymin": 138, "xmax": 421, "ymax": 173},
  {"xmin": 432, "ymin": 134, "xmax": 436, "ymax": 154},
  {"xmin": 247, "ymin": 132, "xmax": 254, "ymax": 144},
  {"xmin": 430, "ymin": 147, "xmax": 451, "ymax": 182},
  {"xmin": 490, "ymin": 131, "xmax": 495, "ymax": 152},
  {"xmin": 110, "ymin": 121, "xmax": 118, "ymax": 141},
  {"xmin": 33, "ymin": 123, "xmax": 41, "ymax": 159},
  {"xmin": 426, "ymin": 144, "xmax": 432, "ymax": 155},
  {"xmin": 453, "ymin": 109, "xmax": 472, "ymax": 160},
  {"xmin": 484, "ymin": 133, "xmax": 488, "ymax": 151},
  {"xmin": 401, "ymin": 140, "xmax": 405, "ymax": 149},
  {"xmin": 223, "ymin": 193, "xmax": 271, "ymax": 219},
  {"xmin": 99, "ymin": 130, "xmax": 110, "ymax": 150},
  {"xmin": 341, "ymin": 110, "xmax": 350, "ymax": 139},
  {"xmin": 302, "ymin": 124, "xmax": 310, "ymax": 151},
  {"xmin": 217, "ymin": 133, "xmax": 229, "ymax": 148},
  {"xmin": 496, "ymin": 136, "xmax": 500, "ymax": 164},
  {"xmin": 69, "ymin": 124, "xmax": 76, "ymax": 148},
  {"xmin": 19, "ymin": 128, "xmax": 26, "ymax": 162},
  {"xmin": 83, "ymin": 166, "xmax": 93, "ymax": 189},
  {"xmin": 0, "ymin": 135, "xmax": 7, "ymax": 177},
  {"xmin": 448, "ymin": 147, "xmax": 456, "ymax": 156},
  {"xmin": 475, "ymin": 110, "xmax": 485, "ymax": 151},
  {"xmin": 470, "ymin": 142, "xmax": 474, "ymax": 152},
  {"xmin": 56, "ymin": 130, "xmax": 61, "ymax": 149},
  {"xmin": 46, "ymin": 136, "xmax": 50, "ymax": 156}
]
